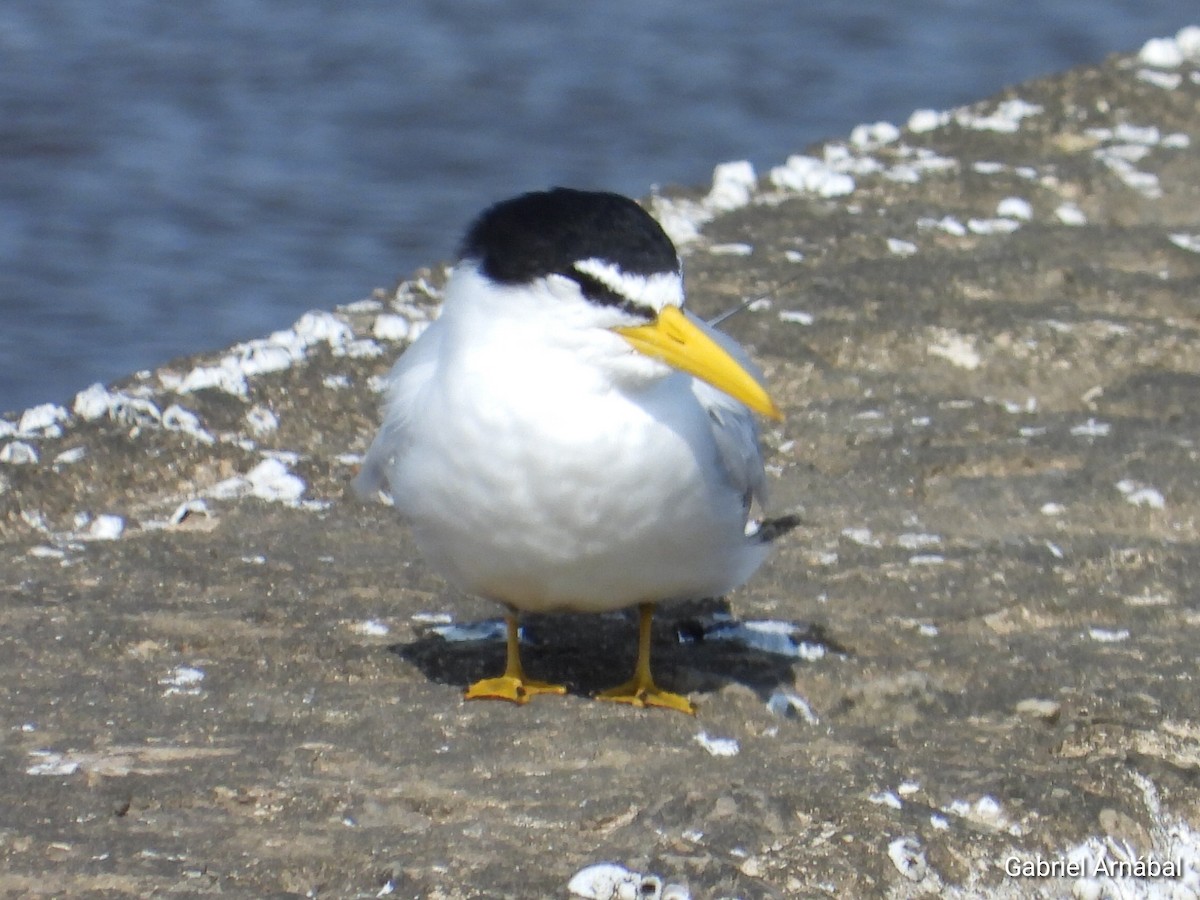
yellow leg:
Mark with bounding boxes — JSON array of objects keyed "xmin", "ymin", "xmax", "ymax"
[
  {"xmin": 464, "ymin": 609, "xmax": 567, "ymax": 704},
  {"xmin": 596, "ymin": 603, "xmax": 695, "ymax": 715}
]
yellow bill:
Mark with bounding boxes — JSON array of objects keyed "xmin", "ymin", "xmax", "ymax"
[{"xmin": 616, "ymin": 305, "xmax": 782, "ymax": 420}]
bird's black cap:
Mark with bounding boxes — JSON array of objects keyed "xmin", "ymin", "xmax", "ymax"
[{"xmin": 459, "ymin": 188, "xmax": 681, "ymax": 288}]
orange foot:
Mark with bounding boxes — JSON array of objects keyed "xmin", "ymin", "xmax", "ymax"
[
  {"xmin": 596, "ymin": 676, "xmax": 695, "ymax": 715},
  {"xmin": 465, "ymin": 675, "xmax": 567, "ymax": 704}
]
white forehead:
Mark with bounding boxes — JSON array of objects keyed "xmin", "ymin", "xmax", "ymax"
[{"xmin": 572, "ymin": 257, "xmax": 683, "ymax": 311}]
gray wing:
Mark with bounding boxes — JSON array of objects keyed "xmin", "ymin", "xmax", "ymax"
[
  {"xmin": 686, "ymin": 309, "xmax": 769, "ymax": 511},
  {"xmin": 352, "ymin": 319, "xmax": 444, "ymax": 502}
]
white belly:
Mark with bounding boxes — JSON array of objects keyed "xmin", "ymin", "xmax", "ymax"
[{"xmin": 389, "ymin": 354, "xmax": 765, "ymax": 613}]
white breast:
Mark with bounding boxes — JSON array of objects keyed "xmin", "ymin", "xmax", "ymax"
[{"xmin": 386, "ymin": 345, "xmax": 764, "ymax": 612}]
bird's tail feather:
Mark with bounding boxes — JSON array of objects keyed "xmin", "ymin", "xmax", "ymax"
[{"xmin": 749, "ymin": 512, "xmax": 804, "ymax": 544}]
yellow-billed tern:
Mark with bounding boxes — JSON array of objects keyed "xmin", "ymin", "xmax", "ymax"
[{"xmin": 356, "ymin": 188, "xmax": 797, "ymax": 713}]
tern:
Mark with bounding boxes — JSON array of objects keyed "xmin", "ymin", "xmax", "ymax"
[{"xmin": 355, "ymin": 188, "xmax": 796, "ymax": 713}]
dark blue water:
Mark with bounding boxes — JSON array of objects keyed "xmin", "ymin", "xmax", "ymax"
[{"xmin": 0, "ymin": 1, "xmax": 1192, "ymax": 413}]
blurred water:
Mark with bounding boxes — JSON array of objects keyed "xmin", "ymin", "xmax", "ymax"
[{"xmin": 0, "ymin": 1, "xmax": 1192, "ymax": 413}]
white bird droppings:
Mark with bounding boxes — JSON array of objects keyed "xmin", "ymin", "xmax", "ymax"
[
  {"xmin": 176, "ymin": 363, "xmax": 250, "ymax": 396},
  {"xmin": 841, "ymin": 526, "xmax": 880, "ymax": 547},
  {"xmin": 704, "ymin": 160, "xmax": 757, "ymax": 212},
  {"xmin": 1116, "ymin": 479, "xmax": 1165, "ymax": 509},
  {"xmin": 1016, "ymin": 698, "xmax": 1062, "ymax": 720},
  {"xmin": 70, "ymin": 384, "xmax": 214, "ymax": 444},
  {"xmin": 0, "ymin": 441, "xmax": 39, "ymax": 465},
  {"xmin": 888, "ymin": 836, "xmax": 930, "ymax": 881},
  {"xmin": 694, "ymin": 731, "xmax": 740, "ymax": 757},
  {"xmin": 766, "ymin": 690, "xmax": 819, "ymax": 723},
  {"xmin": 1093, "ymin": 142, "xmax": 1163, "ymax": 199},
  {"xmin": 567, "ymin": 862, "xmax": 688, "ymax": 900},
  {"xmin": 410, "ymin": 611, "xmax": 452, "ymax": 625},
  {"xmin": 849, "ymin": 120, "xmax": 900, "ymax": 150},
  {"xmin": 778, "ymin": 309, "xmax": 814, "ymax": 325},
  {"xmin": 290, "ymin": 310, "xmax": 356, "ymax": 346},
  {"xmin": 907, "ymin": 108, "xmax": 949, "ymax": 133},
  {"xmin": 1138, "ymin": 69, "xmax": 1182, "ymax": 90},
  {"xmin": 372, "ymin": 314, "xmax": 412, "ymax": 342},
  {"xmin": 335, "ymin": 338, "xmax": 384, "ymax": 359},
  {"xmin": 1168, "ymin": 233, "xmax": 1200, "ymax": 254},
  {"xmin": 1113, "ymin": 122, "xmax": 1162, "ymax": 146},
  {"xmin": 917, "ymin": 215, "xmax": 967, "ymax": 237},
  {"xmin": 85, "ymin": 514, "xmax": 125, "ymax": 541},
  {"xmin": 651, "ymin": 162, "xmax": 765, "ymax": 248},
  {"xmin": 884, "ymin": 147, "xmax": 957, "ymax": 183},
  {"xmin": 1055, "ymin": 203, "xmax": 1087, "ymax": 226},
  {"xmin": 427, "ymin": 620, "xmax": 507, "ymax": 643},
  {"xmin": 1071, "ymin": 418, "xmax": 1111, "ymax": 438},
  {"xmin": 170, "ymin": 310, "xmax": 356, "ymax": 397},
  {"xmin": 26, "ymin": 750, "xmax": 82, "ymax": 777},
  {"xmin": 1179, "ymin": 25, "xmax": 1200, "ymax": 59},
  {"xmin": 18, "ymin": 403, "xmax": 69, "ymax": 437},
  {"xmin": 974, "ymin": 795, "xmax": 1003, "ymax": 821},
  {"xmin": 1088, "ymin": 627, "xmax": 1131, "ymax": 644},
  {"xmin": 927, "ymin": 330, "xmax": 982, "ymax": 370},
  {"xmin": 967, "ymin": 217, "xmax": 1020, "ymax": 235},
  {"xmin": 168, "ymin": 499, "xmax": 211, "ymax": 526},
  {"xmin": 699, "ymin": 618, "xmax": 828, "ymax": 660},
  {"xmin": 1066, "ymin": 772, "xmax": 1200, "ymax": 898},
  {"xmin": 28, "ymin": 545, "xmax": 66, "ymax": 560},
  {"xmin": 886, "ymin": 238, "xmax": 918, "ymax": 257},
  {"xmin": 76, "ymin": 385, "xmax": 164, "ymax": 429},
  {"xmin": 955, "ymin": 98, "xmax": 1043, "ymax": 133},
  {"xmin": 941, "ymin": 795, "xmax": 1023, "ymax": 836},
  {"xmin": 707, "ymin": 242, "xmax": 753, "ymax": 256},
  {"xmin": 870, "ymin": 791, "xmax": 903, "ymax": 810},
  {"xmin": 1139, "ymin": 36, "xmax": 1185, "ymax": 68},
  {"xmin": 210, "ymin": 457, "xmax": 306, "ymax": 506},
  {"xmin": 162, "ymin": 405, "xmax": 214, "ymax": 443},
  {"xmin": 160, "ymin": 665, "xmax": 205, "ymax": 696},
  {"xmin": 897, "ymin": 532, "xmax": 941, "ymax": 550},
  {"xmin": 649, "ymin": 195, "xmax": 707, "ymax": 247},
  {"xmin": 822, "ymin": 142, "xmax": 883, "ymax": 177},
  {"xmin": 1125, "ymin": 591, "xmax": 1173, "ymax": 608},
  {"xmin": 996, "ymin": 196, "xmax": 1033, "ymax": 220},
  {"xmin": 350, "ymin": 619, "xmax": 390, "ymax": 637},
  {"xmin": 245, "ymin": 405, "xmax": 279, "ymax": 436},
  {"xmin": 769, "ymin": 154, "xmax": 855, "ymax": 197},
  {"xmin": 53, "ymin": 446, "xmax": 87, "ymax": 465}
]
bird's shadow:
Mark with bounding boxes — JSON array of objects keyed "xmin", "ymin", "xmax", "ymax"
[{"xmin": 389, "ymin": 598, "xmax": 847, "ymax": 703}]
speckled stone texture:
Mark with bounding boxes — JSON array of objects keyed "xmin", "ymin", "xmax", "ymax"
[{"xmin": 2, "ymin": 37, "xmax": 1199, "ymax": 899}]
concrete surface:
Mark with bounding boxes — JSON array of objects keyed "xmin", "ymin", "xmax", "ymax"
[{"xmin": 2, "ymin": 32, "xmax": 1199, "ymax": 899}]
